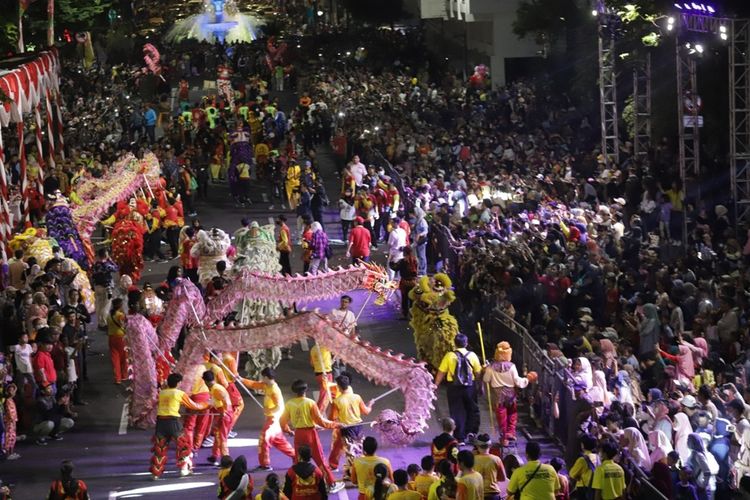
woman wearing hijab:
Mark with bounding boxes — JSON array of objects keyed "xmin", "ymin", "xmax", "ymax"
[
  {"xmin": 309, "ymin": 222, "xmax": 329, "ymax": 274},
  {"xmin": 686, "ymin": 433, "xmax": 719, "ymax": 500},
  {"xmin": 219, "ymin": 455, "xmax": 253, "ymax": 500},
  {"xmin": 649, "ymin": 430, "xmax": 674, "ymax": 498},
  {"xmin": 622, "ymin": 427, "xmax": 652, "ymax": 471},
  {"xmin": 589, "ymin": 370, "xmax": 611, "ymax": 409},
  {"xmin": 638, "ymin": 303, "xmax": 661, "ymax": 355},
  {"xmin": 599, "ymin": 338, "xmax": 618, "ymax": 380},
  {"xmin": 572, "ymin": 357, "xmax": 593, "ymax": 391},
  {"xmin": 673, "ymin": 412, "xmax": 694, "ymax": 464}
]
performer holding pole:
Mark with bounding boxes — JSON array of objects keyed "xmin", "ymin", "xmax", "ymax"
[
  {"xmin": 236, "ymin": 367, "xmax": 295, "ymax": 471},
  {"xmin": 280, "ymin": 379, "xmax": 345, "ymax": 493},
  {"xmin": 181, "ymin": 362, "xmax": 212, "ymax": 453},
  {"xmin": 328, "ymin": 374, "xmax": 372, "ymax": 481},
  {"xmin": 150, "ymin": 373, "xmax": 209, "ymax": 479},
  {"xmin": 481, "ymin": 342, "xmax": 537, "ymax": 447},
  {"xmin": 203, "ymin": 370, "xmax": 233, "ymax": 466},
  {"xmin": 310, "ymin": 341, "xmax": 334, "ymax": 412}
]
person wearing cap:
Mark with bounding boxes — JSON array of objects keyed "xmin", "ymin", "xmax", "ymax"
[
  {"xmin": 33, "ymin": 335, "xmax": 57, "ymax": 396},
  {"xmin": 237, "ymin": 367, "xmax": 295, "ymax": 471},
  {"xmin": 507, "ymin": 441, "xmax": 560, "ymax": 500},
  {"xmin": 280, "ymin": 379, "xmax": 342, "ymax": 491},
  {"xmin": 347, "ymin": 217, "xmax": 371, "ymax": 264},
  {"xmin": 328, "ymin": 374, "xmax": 372, "ymax": 479},
  {"xmin": 472, "ymin": 434, "xmax": 505, "ymax": 500},
  {"xmin": 435, "ymin": 334, "xmax": 482, "ymax": 442},
  {"xmin": 482, "ymin": 342, "xmax": 537, "ymax": 446}
]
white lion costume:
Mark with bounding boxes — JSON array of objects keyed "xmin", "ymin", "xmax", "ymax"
[
  {"xmin": 191, "ymin": 228, "xmax": 232, "ymax": 287},
  {"xmin": 233, "ymin": 222, "xmax": 283, "ymax": 379}
]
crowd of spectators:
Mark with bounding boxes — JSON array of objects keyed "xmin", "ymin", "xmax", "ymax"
[{"xmin": 295, "ymin": 24, "xmax": 750, "ymax": 500}]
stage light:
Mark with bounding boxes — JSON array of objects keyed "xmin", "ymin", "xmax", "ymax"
[
  {"xmin": 707, "ymin": 5, "xmax": 715, "ymax": 13},
  {"xmin": 591, "ymin": 9, "xmax": 598, "ymax": 16},
  {"xmin": 720, "ymin": 25, "xmax": 727, "ymax": 33},
  {"xmin": 317, "ymin": 10, "xmax": 323, "ymax": 16},
  {"xmin": 675, "ymin": 3, "xmax": 683, "ymax": 9},
  {"xmin": 695, "ymin": 43, "xmax": 704, "ymax": 53},
  {"xmin": 720, "ymin": 32, "xmax": 728, "ymax": 40},
  {"xmin": 683, "ymin": 3, "xmax": 692, "ymax": 9}
]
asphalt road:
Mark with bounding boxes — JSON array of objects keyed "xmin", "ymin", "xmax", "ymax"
[{"xmin": 1, "ymin": 90, "xmax": 558, "ymax": 499}]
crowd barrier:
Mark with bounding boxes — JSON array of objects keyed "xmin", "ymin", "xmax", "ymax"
[{"xmin": 431, "ymin": 220, "xmax": 667, "ymax": 499}]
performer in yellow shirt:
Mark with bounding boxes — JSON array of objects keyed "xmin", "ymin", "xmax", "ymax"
[
  {"xmin": 238, "ymin": 367, "xmax": 295, "ymax": 471},
  {"xmin": 328, "ymin": 374, "xmax": 372, "ymax": 479},
  {"xmin": 204, "ymin": 370, "xmax": 233, "ymax": 466},
  {"xmin": 150, "ymin": 373, "xmax": 209, "ymax": 479},
  {"xmin": 280, "ymin": 379, "xmax": 343, "ymax": 492},
  {"xmin": 181, "ymin": 362, "xmax": 212, "ymax": 452},
  {"xmin": 310, "ymin": 342, "xmax": 335, "ymax": 411}
]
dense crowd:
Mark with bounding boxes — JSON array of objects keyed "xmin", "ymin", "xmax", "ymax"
[{"xmin": 290, "ymin": 23, "xmax": 750, "ymax": 500}]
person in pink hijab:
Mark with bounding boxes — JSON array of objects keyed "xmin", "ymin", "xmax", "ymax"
[{"xmin": 622, "ymin": 427, "xmax": 652, "ymax": 470}]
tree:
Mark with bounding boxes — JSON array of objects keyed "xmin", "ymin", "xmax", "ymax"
[{"xmin": 341, "ymin": 0, "xmax": 405, "ymax": 26}]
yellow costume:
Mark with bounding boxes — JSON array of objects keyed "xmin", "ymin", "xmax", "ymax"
[{"xmin": 409, "ymin": 273, "xmax": 459, "ymax": 368}]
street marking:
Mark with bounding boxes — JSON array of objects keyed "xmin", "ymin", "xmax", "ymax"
[
  {"xmin": 118, "ymin": 403, "xmax": 129, "ymax": 435},
  {"xmin": 300, "ymin": 338, "xmax": 309, "ymax": 351}
]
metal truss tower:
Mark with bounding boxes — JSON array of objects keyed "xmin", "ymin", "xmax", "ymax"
[
  {"xmin": 730, "ymin": 19, "xmax": 750, "ymax": 227},
  {"xmin": 632, "ymin": 53, "xmax": 652, "ymax": 161},
  {"xmin": 599, "ymin": 29, "xmax": 620, "ymax": 166},
  {"xmin": 676, "ymin": 43, "xmax": 699, "ymax": 179}
]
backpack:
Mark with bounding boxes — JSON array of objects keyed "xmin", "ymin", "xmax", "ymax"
[
  {"xmin": 324, "ymin": 244, "xmax": 333, "ymax": 259},
  {"xmin": 453, "ymin": 350, "xmax": 474, "ymax": 386},
  {"xmin": 189, "ymin": 175, "xmax": 198, "ymax": 191}
]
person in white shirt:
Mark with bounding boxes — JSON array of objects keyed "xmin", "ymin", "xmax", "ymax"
[
  {"xmin": 12, "ymin": 332, "xmax": 35, "ymax": 388},
  {"xmin": 387, "ymin": 217, "xmax": 407, "ymax": 280},
  {"xmin": 349, "ymin": 156, "xmax": 367, "ymax": 186},
  {"xmin": 329, "ymin": 295, "xmax": 357, "ymax": 334}
]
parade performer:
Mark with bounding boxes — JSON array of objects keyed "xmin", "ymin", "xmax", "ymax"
[
  {"xmin": 108, "ymin": 198, "xmax": 147, "ymax": 282},
  {"xmin": 45, "ymin": 193, "xmax": 90, "ymax": 269},
  {"xmin": 328, "ymin": 374, "xmax": 372, "ymax": 481},
  {"xmin": 409, "ymin": 274, "xmax": 459, "ymax": 368},
  {"xmin": 204, "ymin": 370, "xmax": 234, "ymax": 466},
  {"xmin": 218, "ymin": 351, "xmax": 245, "ymax": 433},
  {"xmin": 238, "ymin": 367, "xmax": 295, "ymax": 471},
  {"xmin": 228, "ymin": 124, "xmax": 254, "ymax": 204},
  {"xmin": 181, "ymin": 363, "xmax": 212, "ymax": 453},
  {"xmin": 482, "ymin": 342, "xmax": 537, "ymax": 447},
  {"xmin": 233, "ymin": 221, "xmax": 283, "ymax": 380},
  {"xmin": 280, "ymin": 379, "xmax": 342, "ymax": 490},
  {"xmin": 139, "ymin": 283, "xmax": 164, "ymax": 326},
  {"xmin": 285, "ymin": 161, "xmax": 301, "ymax": 210},
  {"xmin": 150, "ymin": 373, "xmax": 209, "ymax": 479},
  {"xmin": 310, "ymin": 341, "xmax": 335, "ymax": 412},
  {"xmin": 217, "ymin": 64, "xmax": 235, "ymax": 109},
  {"xmin": 191, "ymin": 228, "xmax": 232, "ymax": 287}
]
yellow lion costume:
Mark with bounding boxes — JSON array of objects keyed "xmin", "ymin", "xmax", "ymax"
[{"xmin": 409, "ymin": 273, "xmax": 459, "ymax": 368}]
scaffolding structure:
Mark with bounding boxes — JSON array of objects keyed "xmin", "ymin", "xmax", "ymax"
[
  {"xmin": 632, "ymin": 53, "xmax": 652, "ymax": 160},
  {"xmin": 730, "ymin": 18, "xmax": 750, "ymax": 227},
  {"xmin": 598, "ymin": 28, "xmax": 620, "ymax": 166},
  {"xmin": 676, "ymin": 44, "xmax": 700, "ymax": 179}
]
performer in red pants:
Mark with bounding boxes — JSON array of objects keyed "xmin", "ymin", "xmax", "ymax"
[
  {"xmin": 481, "ymin": 342, "xmax": 537, "ymax": 446},
  {"xmin": 310, "ymin": 343, "xmax": 334, "ymax": 412},
  {"xmin": 203, "ymin": 370, "xmax": 233, "ymax": 466},
  {"xmin": 181, "ymin": 363, "xmax": 212, "ymax": 451},
  {"xmin": 238, "ymin": 367, "xmax": 295, "ymax": 470},
  {"xmin": 280, "ymin": 379, "xmax": 344, "ymax": 493},
  {"xmin": 150, "ymin": 373, "xmax": 208, "ymax": 479}
]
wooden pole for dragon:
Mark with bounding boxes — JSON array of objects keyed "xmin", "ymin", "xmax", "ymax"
[{"xmin": 477, "ymin": 322, "xmax": 496, "ymax": 435}]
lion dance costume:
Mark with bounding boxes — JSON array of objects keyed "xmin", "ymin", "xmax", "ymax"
[
  {"xmin": 482, "ymin": 342, "xmax": 537, "ymax": 446},
  {"xmin": 191, "ymin": 228, "xmax": 232, "ymax": 287},
  {"xmin": 110, "ymin": 199, "xmax": 147, "ymax": 282},
  {"xmin": 233, "ymin": 223, "xmax": 283, "ymax": 378},
  {"xmin": 45, "ymin": 194, "xmax": 90, "ymax": 269},
  {"xmin": 409, "ymin": 273, "xmax": 459, "ymax": 368}
]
